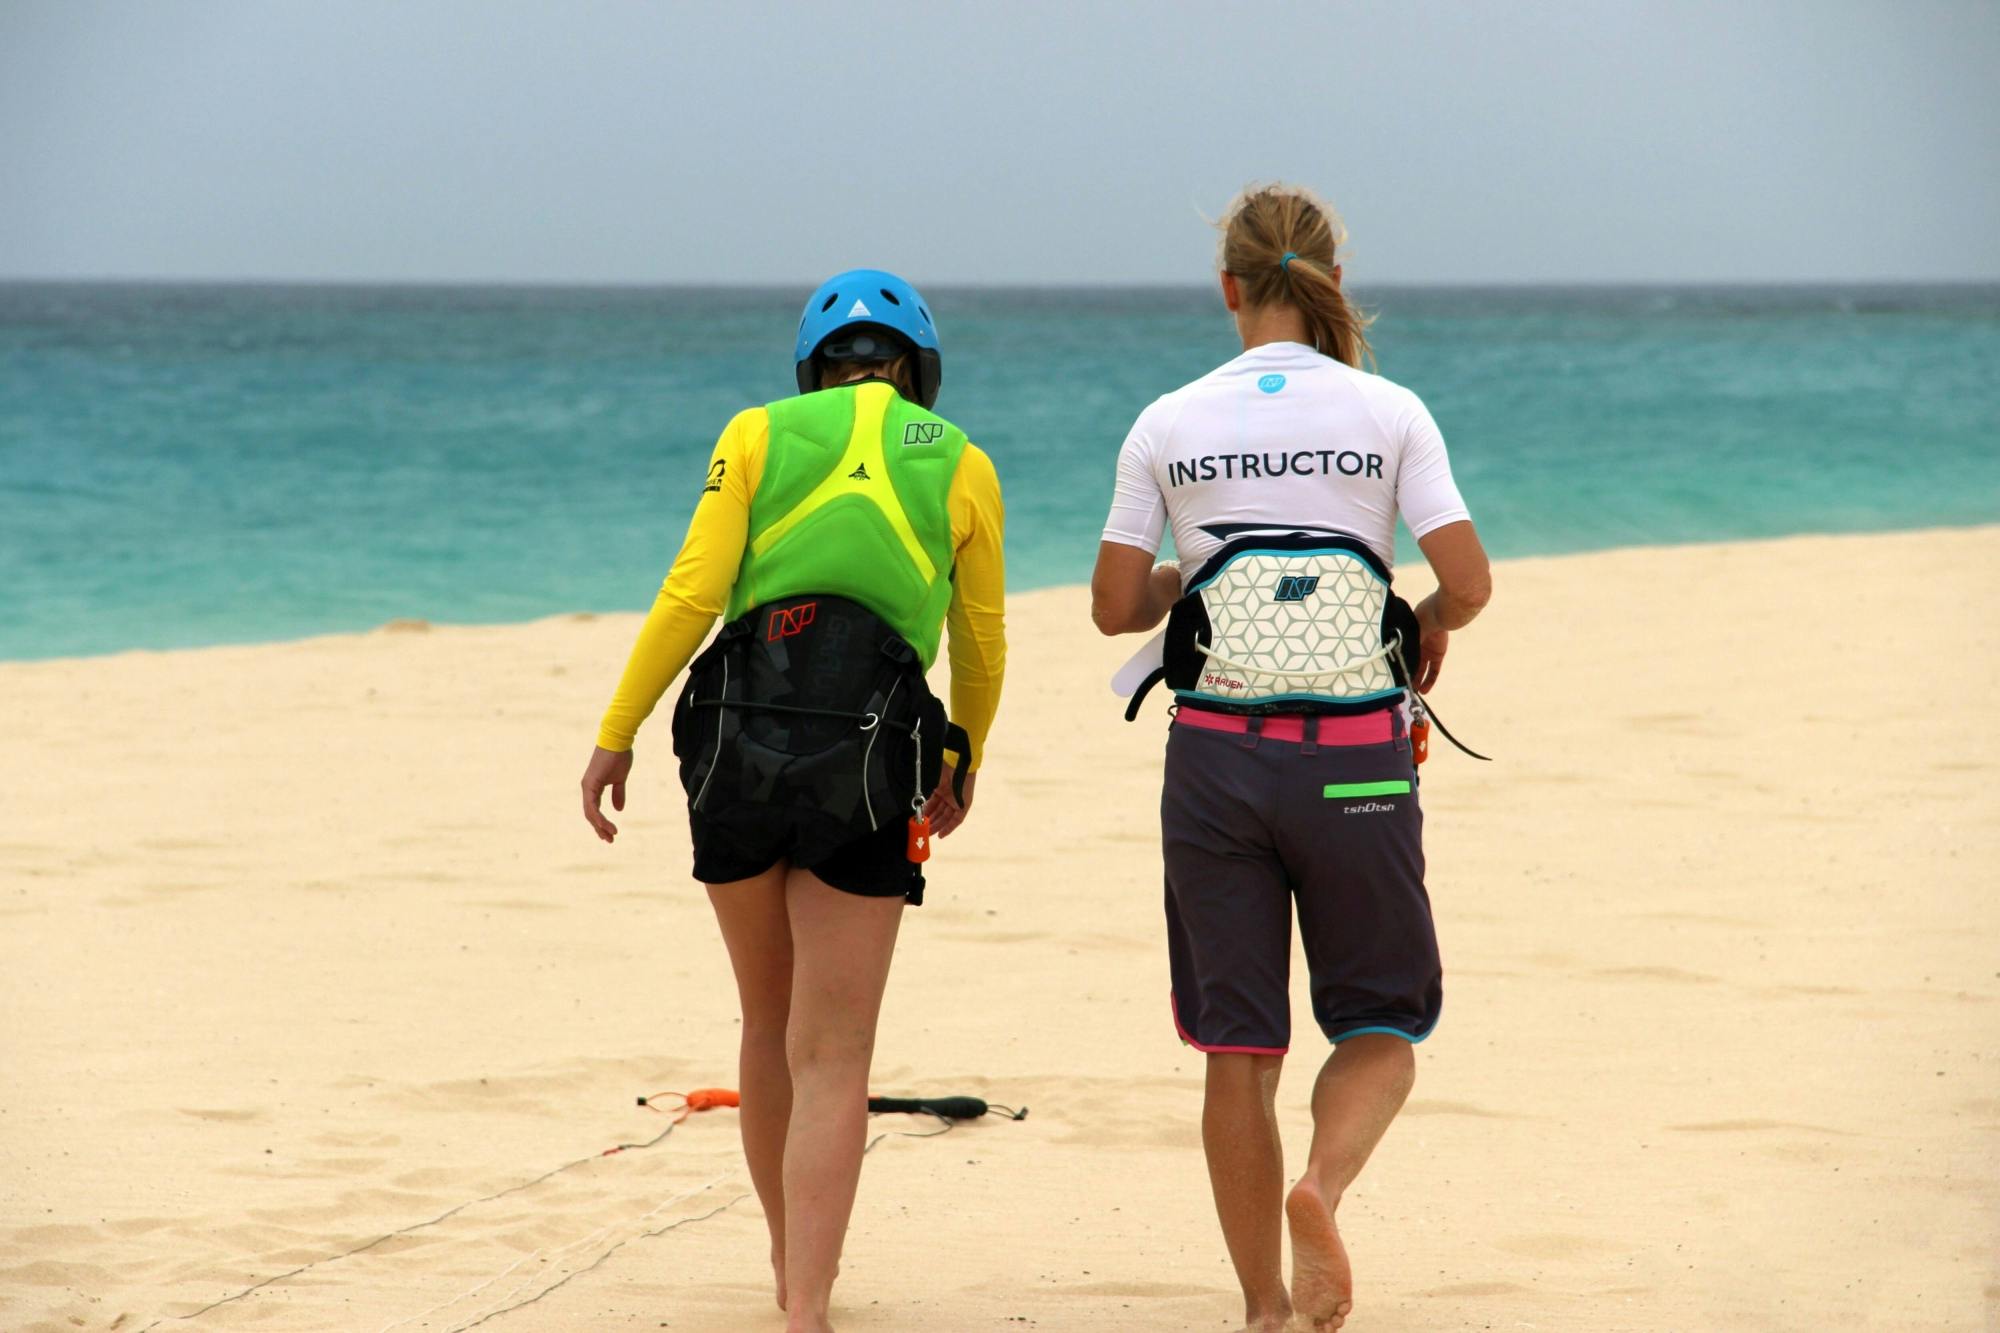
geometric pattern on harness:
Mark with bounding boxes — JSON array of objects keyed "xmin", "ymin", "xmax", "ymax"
[{"xmin": 1191, "ymin": 551, "xmax": 1395, "ymax": 704}]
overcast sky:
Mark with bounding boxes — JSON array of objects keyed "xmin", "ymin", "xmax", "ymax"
[{"xmin": 3, "ymin": 0, "xmax": 1996, "ymax": 285}]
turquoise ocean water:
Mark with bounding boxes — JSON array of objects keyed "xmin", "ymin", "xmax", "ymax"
[{"xmin": 2, "ymin": 283, "xmax": 1995, "ymax": 661}]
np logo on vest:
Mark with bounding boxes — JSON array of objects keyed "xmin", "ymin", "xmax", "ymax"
[
  {"xmin": 1273, "ymin": 574, "xmax": 1320, "ymax": 602},
  {"xmin": 1258, "ymin": 374, "xmax": 1286, "ymax": 394},
  {"xmin": 903, "ymin": 422, "xmax": 945, "ymax": 446},
  {"xmin": 766, "ymin": 601, "xmax": 818, "ymax": 641}
]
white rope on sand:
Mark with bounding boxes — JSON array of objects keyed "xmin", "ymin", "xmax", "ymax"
[
  {"xmin": 377, "ymin": 1171, "xmax": 733, "ymax": 1333},
  {"xmin": 438, "ymin": 1184, "xmax": 750, "ymax": 1332},
  {"xmin": 135, "ymin": 1121, "xmax": 698, "ymax": 1333},
  {"xmin": 412, "ymin": 1122, "xmax": 955, "ymax": 1329},
  {"xmin": 149, "ymin": 1111, "xmax": 953, "ymax": 1331},
  {"xmin": 372, "ymin": 1252, "xmax": 535, "ymax": 1333}
]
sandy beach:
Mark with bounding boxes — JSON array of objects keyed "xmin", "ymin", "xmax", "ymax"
[{"xmin": 2, "ymin": 526, "xmax": 1996, "ymax": 1333}]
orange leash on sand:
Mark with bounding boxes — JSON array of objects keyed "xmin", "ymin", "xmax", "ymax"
[{"xmin": 636, "ymin": 1088, "xmax": 741, "ymax": 1124}]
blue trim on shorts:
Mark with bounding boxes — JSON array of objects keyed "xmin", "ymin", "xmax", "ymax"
[{"xmin": 1333, "ymin": 1022, "xmax": 1436, "ymax": 1045}]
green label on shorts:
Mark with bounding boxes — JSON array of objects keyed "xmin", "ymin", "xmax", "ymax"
[{"xmin": 1322, "ymin": 780, "xmax": 1412, "ymax": 799}]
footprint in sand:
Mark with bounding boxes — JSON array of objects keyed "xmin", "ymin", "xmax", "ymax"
[
  {"xmin": 1401, "ymin": 1099, "xmax": 1522, "ymax": 1120},
  {"xmin": 1419, "ymin": 1280, "xmax": 1530, "ymax": 1297},
  {"xmin": 295, "ymin": 1155, "xmax": 391, "ymax": 1176},
  {"xmin": 1061, "ymin": 1280, "xmax": 1217, "ymax": 1297},
  {"xmin": 1050, "ymin": 1112, "xmax": 1200, "ymax": 1151},
  {"xmin": 1668, "ymin": 1118, "xmax": 1850, "ymax": 1135},
  {"xmin": 366, "ymin": 869, "xmax": 463, "ymax": 885},
  {"xmin": 392, "ymin": 1167, "xmax": 467, "ymax": 1190},
  {"xmin": 1626, "ymin": 711, "xmax": 1708, "ymax": 731},
  {"xmin": 311, "ymin": 1130, "xmax": 402, "ymax": 1149},
  {"xmin": 1592, "ymin": 964, "xmax": 1723, "ymax": 985},
  {"xmin": 1639, "ymin": 909, "xmax": 1763, "ymax": 928},
  {"xmin": 0, "ymin": 1258, "xmax": 117, "ymax": 1288},
  {"xmin": 939, "ymin": 928, "xmax": 1050, "ymax": 945},
  {"xmin": 1493, "ymin": 1233, "xmax": 1625, "ymax": 1260}
]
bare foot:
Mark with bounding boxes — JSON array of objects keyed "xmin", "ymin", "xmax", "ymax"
[
  {"xmin": 783, "ymin": 1307, "xmax": 835, "ymax": 1333},
  {"xmin": 1286, "ymin": 1179, "xmax": 1353, "ymax": 1330},
  {"xmin": 1236, "ymin": 1293, "xmax": 1293, "ymax": 1333}
]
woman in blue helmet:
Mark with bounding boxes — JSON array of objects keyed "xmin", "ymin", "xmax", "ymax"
[{"xmin": 579, "ymin": 271, "xmax": 1006, "ymax": 1333}]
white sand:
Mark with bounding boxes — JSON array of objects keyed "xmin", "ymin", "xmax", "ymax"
[{"xmin": 2, "ymin": 526, "xmax": 1996, "ymax": 1332}]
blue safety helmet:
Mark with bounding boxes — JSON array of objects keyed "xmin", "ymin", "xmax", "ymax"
[{"xmin": 794, "ymin": 268, "xmax": 942, "ymax": 409}]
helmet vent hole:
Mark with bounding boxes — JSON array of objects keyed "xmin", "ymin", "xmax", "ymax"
[
  {"xmin": 919, "ymin": 305, "xmax": 931, "ymax": 324},
  {"xmin": 879, "ymin": 288, "xmax": 902, "ymax": 305},
  {"xmin": 820, "ymin": 293, "xmax": 840, "ymax": 313}
]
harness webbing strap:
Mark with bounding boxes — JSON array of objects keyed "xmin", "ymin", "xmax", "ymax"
[
  {"xmin": 1388, "ymin": 638, "xmax": 1492, "ymax": 762},
  {"xmin": 690, "ymin": 702, "xmax": 973, "ymax": 803},
  {"xmin": 690, "ymin": 699, "xmax": 874, "ymax": 722},
  {"xmin": 1123, "ymin": 667, "xmax": 1168, "ymax": 722},
  {"xmin": 1413, "ymin": 695, "xmax": 1490, "ymax": 762}
]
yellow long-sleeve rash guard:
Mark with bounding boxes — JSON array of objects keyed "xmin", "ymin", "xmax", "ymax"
[{"xmin": 595, "ymin": 406, "xmax": 1008, "ymax": 769}]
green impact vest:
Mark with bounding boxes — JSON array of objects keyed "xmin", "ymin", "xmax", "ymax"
[{"xmin": 727, "ymin": 381, "xmax": 967, "ymax": 667}]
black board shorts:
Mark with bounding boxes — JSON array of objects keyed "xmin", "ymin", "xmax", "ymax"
[
  {"xmin": 691, "ymin": 809, "xmax": 920, "ymax": 902},
  {"xmin": 1161, "ymin": 711, "xmax": 1441, "ymax": 1053}
]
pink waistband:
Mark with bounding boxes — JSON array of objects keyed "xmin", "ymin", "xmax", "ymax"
[{"xmin": 1175, "ymin": 706, "xmax": 1394, "ymax": 746}]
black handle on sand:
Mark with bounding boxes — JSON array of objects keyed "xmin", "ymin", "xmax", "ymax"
[{"xmin": 868, "ymin": 1095, "xmax": 1026, "ymax": 1121}]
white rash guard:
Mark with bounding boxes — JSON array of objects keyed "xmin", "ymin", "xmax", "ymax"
[{"xmin": 1101, "ymin": 341, "xmax": 1470, "ymax": 575}]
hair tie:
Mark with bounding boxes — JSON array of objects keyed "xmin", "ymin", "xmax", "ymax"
[{"xmin": 1280, "ymin": 252, "xmax": 1298, "ymax": 272}]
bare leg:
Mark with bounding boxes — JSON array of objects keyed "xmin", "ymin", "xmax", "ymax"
[
  {"xmin": 706, "ymin": 865, "xmax": 795, "ymax": 1310},
  {"xmin": 1287, "ymin": 1034, "xmax": 1417, "ymax": 1331},
  {"xmin": 780, "ymin": 870, "xmax": 904, "ymax": 1333},
  {"xmin": 1203, "ymin": 1053, "xmax": 1292, "ymax": 1333}
]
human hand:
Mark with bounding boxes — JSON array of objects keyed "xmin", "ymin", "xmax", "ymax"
[
  {"xmin": 921, "ymin": 765, "xmax": 976, "ymax": 838},
  {"xmin": 580, "ymin": 746, "xmax": 634, "ymax": 843},
  {"xmin": 1415, "ymin": 627, "xmax": 1448, "ymax": 694},
  {"xmin": 1411, "ymin": 597, "xmax": 1452, "ymax": 694}
]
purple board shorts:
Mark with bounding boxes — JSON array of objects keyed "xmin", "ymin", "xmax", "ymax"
[{"xmin": 1161, "ymin": 708, "xmax": 1442, "ymax": 1053}]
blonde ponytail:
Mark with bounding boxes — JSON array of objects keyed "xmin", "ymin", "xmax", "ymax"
[{"xmin": 1218, "ymin": 184, "xmax": 1375, "ymax": 370}]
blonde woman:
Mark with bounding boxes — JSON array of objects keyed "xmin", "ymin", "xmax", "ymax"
[
  {"xmin": 1092, "ymin": 187, "xmax": 1490, "ymax": 1332},
  {"xmin": 581, "ymin": 270, "xmax": 1005, "ymax": 1333}
]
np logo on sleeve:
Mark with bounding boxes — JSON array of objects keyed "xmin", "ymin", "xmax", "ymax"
[
  {"xmin": 1273, "ymin": 574, "xmax": 1319, "ymax": 602},
  {"xmin": 1257, "ymin": 373, "xmax": 1286, "ymax": 394},
  {"xmin": 702, "ymin": 459, "xmax": 726, "ymax": 493},
  {"xmin": 903, "ymin": 422, "xmax": 944, "ymax": 446}
]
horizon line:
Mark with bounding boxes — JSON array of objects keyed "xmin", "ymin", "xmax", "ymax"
[{"xmin": 5, "ymin": 274, "xmax": 1999, "ymax": 292}]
